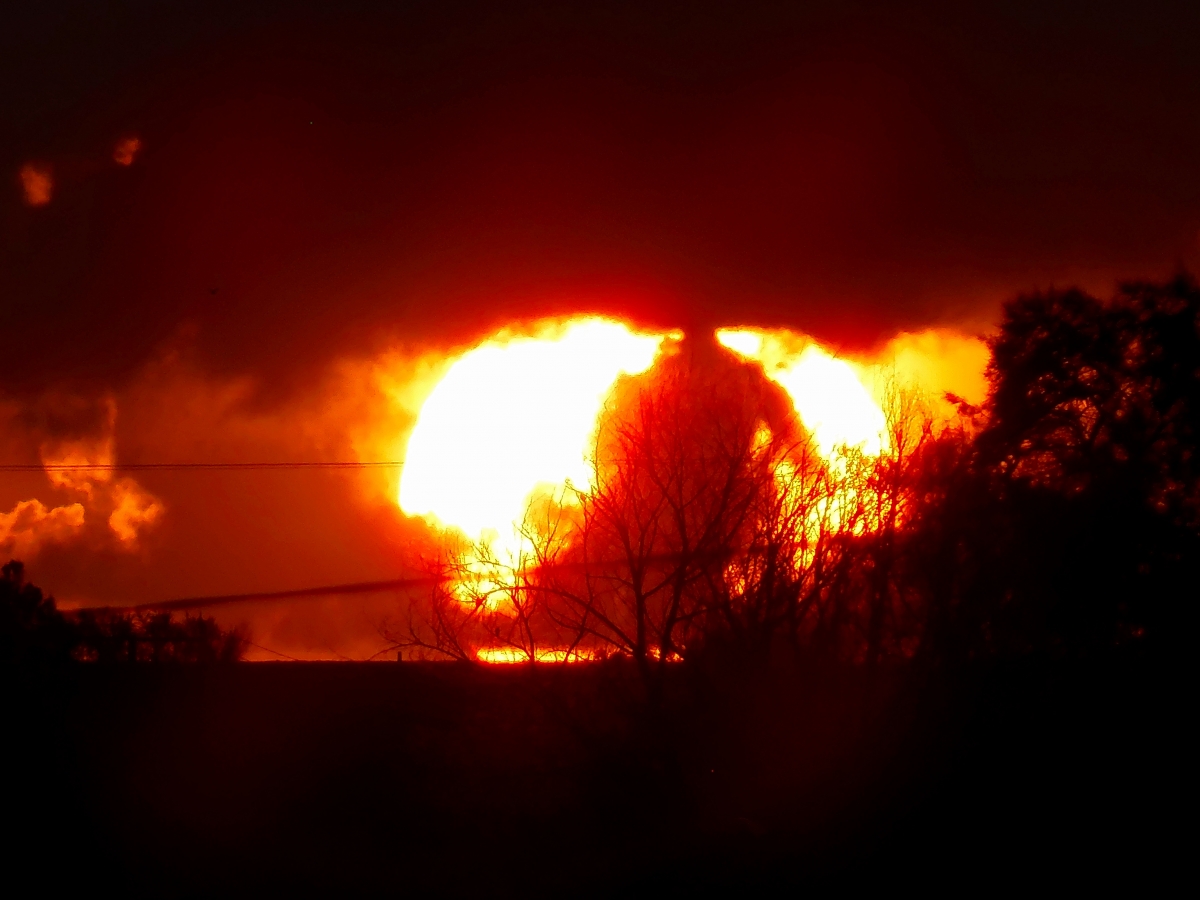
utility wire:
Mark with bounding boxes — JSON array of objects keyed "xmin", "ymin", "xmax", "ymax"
[
  {"xmin": 0, "ymin": 461, "xmax": 404, "ymax": 471},
  {"xmin": 99, "ymin": 576, "xmax": 439, "ymax": 613},
  {"xmin": 246, "ymin": 640, "xmax": 304, "ymax": 662},
  {"xmin": 3, "ymin": 447, "xmax": 831, "ymax": 473},
  {"xmin": 93, "ymin": 549, "xmax": 736, "ymax": 614}
]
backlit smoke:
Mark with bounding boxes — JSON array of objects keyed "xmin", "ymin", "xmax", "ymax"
[
  {"xmin": 398, "ymin": 318, "xmax": 670, "ymax": 558},
  {"xmin": 113, "ymin": 137, "xmax": 142, "ymax": 166},
  {"xmin": 0, "ymin": 499, "xmax": 86, "ymax": 559},
  {"xmin": 401, "ymin": 320, "xmax": 989, "ymax": 552},
  {"xmin": 33, "ymin": 398, "xmax": 166, "ymax": 549},
  {"xmin": 718, "ymin": 326, "xmax": 990, "ymax": 448},
  {"xmin": 108, "ymin": 478, "xmax": 165, "ymax": 546},
  {"xmin": 717, "ymin": 329, "xmax": 888, "ymax": 457},
  {"xmin": 874, "ymin": 329, "xmax": 990, "ymax": 416},
  {"xmin": 397, "ymin": 319, "xmax": 990, "ymax": 642},
  {"xmin": 19, "ymin": 163, "xmax": 52, "ymax": 206},
  {"xmin": 41, "ymin": 435, "xmax": 115, "ymax": 499}
]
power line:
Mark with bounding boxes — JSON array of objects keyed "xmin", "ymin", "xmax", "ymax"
[
  {"xmin": 97, "ymin": 548, "xmax": 736, "ymax": 613},
  {"xmin": 4, "ymin": 447, "xmax": 846, "ymax": 473},
  {"xmin": 0, "ymin": 461, "xmax": 404, "ymax": 471},
  {"xmin": 246, "ymin": 640, "xmax": 304, "ymax": 662},
  {"xmin": 93, "ymin": 576, "xmax": 437, "ymax": 613}
]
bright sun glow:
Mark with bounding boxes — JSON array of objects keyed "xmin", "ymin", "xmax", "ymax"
[
  {"xmin": 717, "ymin": 329, "xmax": 888, "ymax": 457},
  {"xmin": 399, "ymin": 318, "xmax": 668, "ymax": 554}
]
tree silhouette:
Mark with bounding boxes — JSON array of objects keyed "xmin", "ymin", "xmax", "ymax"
[
  {"xmin": 1, "ymin": 560, "xmax": 247, "ymax": 666},
  {"xmin": 393, "ymin": 276, "xmax": 1199, "ymax": 677},
  {"xmin": 393, "ymin": 338, "xmax": 952, "ymax": 686},
  {"xmin": 0, "ymin": 560, "xmax": 78, "ymax": 665},
  {"xmin": 969, "ymin": 275, "xmax": 1200, "ymax": 654}
]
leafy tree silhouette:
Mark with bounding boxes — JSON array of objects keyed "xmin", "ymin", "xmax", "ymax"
[
  {"xmin": 0, "ymin": 560, "xmax": 77, "ymax": 666},
  {"xmin": 1, "ymin": 560, "xmax": 247, "ymax": 665},
  {"xmin": 973, "ymin": 275, "xmax": 1200, "ymax": 654}
]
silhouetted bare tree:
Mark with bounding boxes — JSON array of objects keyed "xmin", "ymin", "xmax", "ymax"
[{"xmin": 393, "ymin": 339, "xmax": 952, "ymax": 689}]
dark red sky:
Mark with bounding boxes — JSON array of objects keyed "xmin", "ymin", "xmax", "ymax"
[{"xmin": 3, "ymin": 1, "xmax": 1199, "ymax": 656}]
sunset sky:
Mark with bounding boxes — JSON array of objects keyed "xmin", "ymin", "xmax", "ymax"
[{"xmin": 3, "ymin": 1, "xmax": 1199, "ymax": 658}]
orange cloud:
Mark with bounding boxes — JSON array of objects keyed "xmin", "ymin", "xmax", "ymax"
[
  {"xmin": 851, "ymin": 328, "xmax": 991, "ymax": 421},
  {"xmin": 882, "ymin": 329, "xmax": 990, "ymax": 405},
  {"xmin": 41, "ymin": 436, "xmax": 115, "ymax": 499},
  {"xmin": 0, "ymin": 499, "xmax": 86, "ymax": 559},
  {"xmin": 19, "ymin": 163, "xmax": 52, "ymax": 206},
  {"xmin": 108, "ymin": 478, "xmax": 164, "ymax": 546},
  {"xmin": 113, "ymin": 137, "xmax": 141, "ymax": 166},
  {"xmin": 35, "ymin": 396, "xmax": 165, "ymax": 547}
]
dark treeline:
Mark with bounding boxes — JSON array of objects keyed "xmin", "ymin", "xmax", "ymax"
[
  {"xmin": 397, "ymin": 275, "xmax": 1198, "ymax": 681},
  {"xmin": 0, "ymin": 560, "xmax": 246, "ymax": 665}
]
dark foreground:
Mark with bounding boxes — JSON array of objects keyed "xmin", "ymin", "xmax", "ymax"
[{"xmin": 4, "ymin": 651, "xmax": 1182, "ymax": 895}]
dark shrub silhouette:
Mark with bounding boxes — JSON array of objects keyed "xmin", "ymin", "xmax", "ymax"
[
  {"xmin": 973, "ymin": 275, "xmax": 1200, "ymax": 654},
  {"xmin": 71, "ymin": 608, "xmax": 247, "ymax": 663},
  {"xmin": 0, "ymin": 560, "xmax": 78, "ymax": 665},
  {"xmin": 1, "ymin": 559, "xmax": 247, "ymax": 665}
]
